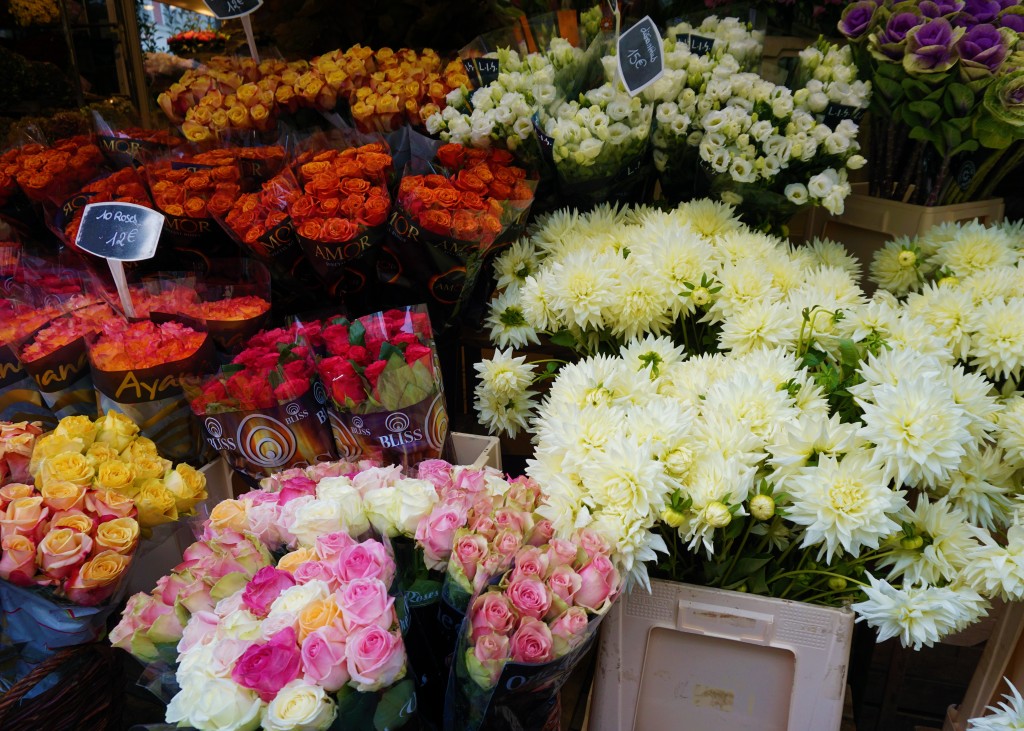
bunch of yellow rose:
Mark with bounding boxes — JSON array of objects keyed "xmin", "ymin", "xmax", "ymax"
[
  {"xmin": 9, "ymin": 0, "xmax": 59, "ymax": 26},
  {"xmin": 180, "ymin": 81, "xmax": 278, "ymax": 143}
]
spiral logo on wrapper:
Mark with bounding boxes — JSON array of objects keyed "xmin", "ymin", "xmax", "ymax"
[
  {"xmin": 385, "ymin": 412, "xmax": 410, "ymax": 434},
  {"xmin": 236, "ymin": 414, "xmax": 297, "ymax": 468},
  {"xmin": 205, "ymin": 417, "xmax": 223, "ymax": 439},
  {"xmin": 426, "ymin": 394, "xmax": 448, "ymax": 450},
  {"xmin": 352, "ymin": 415, "xmax": 365, "ymax": 430},
  {"xmin": 286, "ymin": 402, "xmax": 301, "ymax": 417},
  {"xmin": 313, "ymin": 382, "xmax": 327, "ymax": 406}
]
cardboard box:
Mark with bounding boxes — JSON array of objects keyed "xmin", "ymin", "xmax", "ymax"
[
  {"xmin": 591, "ymin": 579, "xmax": 854, "ymax": 731},
  {"xmin": 451, "ymin": 431, "xmax": 501, "ymax": 471}
]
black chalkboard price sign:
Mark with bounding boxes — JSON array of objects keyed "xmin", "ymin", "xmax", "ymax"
[
  {"xmin": 202, "ymin": 0, "xmax": 262, "ymax": 19},
  {"xmin": 75, "ymin": 202, "xmax": 164, "ymax": 262},
  {"xmin": 617, "ymin": 16, "xmax": 665, "ymax": 97}
]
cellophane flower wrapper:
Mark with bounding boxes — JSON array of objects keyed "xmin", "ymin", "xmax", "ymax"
[
  {"xmin": 289, "ymin": 133, "xmax": 394, "ymax": 311},
  {"xmin": 316, "ymin": 306, "xmax": 453, "ymax": 470},
  {"xmin": 91, "ymin": 109, "xmax": 182, "ymax": 170},
  {"xmin": 379, "ymin": 137, "xmax": 536, "ymax": 333},
  {"xmin": 442, "ymin": 536, "xmax": 620, "ymax": 731},
  {"xmin": 48, "ymin": 165, "xmax": 155, "ymax": 254},
  {"xmin": 185, "ymin": 319, "xmax": 339, "ymax": 482},
  {"xmin": 0, "ymin": 419, "xmax": 41, "ymax": 485},
  {"xmin": 86, "ymin": 316, "xmax": 216, "ymax": 464},
  {"xmin": 0, "ymin": 132, "xmax": 48, "ymax": 238}
]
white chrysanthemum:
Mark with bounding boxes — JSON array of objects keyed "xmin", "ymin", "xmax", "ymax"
[
  {"xmin": 579, "ymin": 435, "xmax": 675, "ymax": 523},
  {"xmin": 533, "ymin": 403, "xmax": 626, "ymax": 475},
  {"xmin": 783, "ymin": 289, "xmax": 846, "ymax": 355},
  {"xmin": 739, "ymin": 347, "xmax": 803, "ymax": 389},
  {"xmin": 760, "ymin": 253, "xmax": 808, "ymax": 295},
  {"xmin": 839, "ymin": 298, "xmax": 900, "ymax": 347},
  {"xmin": 960, "ymin": 265, "xmax": 1023, "ymax": 305},
  {"xmin": 718, "ymin": 299, "xmax": 800, "ymax": 354},
  {"xmin": 475, "ymin": 387, "xmax": 537, "ymax": 438},
  {"xmin": 795, "ymin": 266, "xmax": 865, "ymax": 307},
  {"xmin": 767, "ymin": 412, "xmax": 863, "ymax": 479},
  {"xmin": 493, "ymin": 238, "xmax": 540, "ymax": 292},
  {"xmin": 675, "ymin": 198, "xmax": 741, "ymax": 241},
  {"xmin": 519, "ymin": 269, "xmax": 559, "ymax": 332},
  {"xmin": 530, "ymin": 467, "xmax": 587, "ymax": 532},
  {"xmin": 653, "ymin": 353, "xmax": 732, "ymax": 408},
  {"xmin": 856, "ymin": 378, "xmax": 972, "ymax": 488},
  {"xmin": 963, "ymin": 524, "xmax": 1024, "ymax": 603},
  {"xmin": 969, "ymin": 297, "xmax": 1024, "ymax": 381},
  {"xmin": 627, "ymin": 399, "xmax": 696, "ymax": 482},
  {"xmin": 546, "ymin": 250, "xmax": 622, "ymax": 331},
  {"xmin": 633, "ymin": 225, "xmax": 716, "ymax": 319},
  {"xmin": 530, "ymin": 208, "xmax": 580, "ymax": 253},
  {"xmin": 713, "ymin": 229, "xmax": 781, "ymax": 267},
  {"xmin": 619, "ymin": 335, "xmax": 688, "ymax": 379},
  {"xmin": 782, "ymin": 452, "xmax": 904, "ymax": 562},
  {"xmin": 853, "ymin": 574, "xmax": 984, "ymax": 650},
  {"xmin": 691, "ymin": 410, "xmax": 768, "ymax": 469},
  {"xmin": 884, "ymin": 313, "xmax": 953, "ymax": 363},
  {"xmin": 906, "ymin": 282, "xmax": 977, "ymax": 361},
  {"xmin": 605, "ymin": 266, "xmax": 675, "ymax": 341},
  {"xmin": 588, "ymin": 509, "xmax": 667, "ymax": 590},
  {"xmin": 702, "ymin": 371, "xmax": 799, "ymax": 444},
  {"xmin": 848, "ymin": 347, "xmax": 943, "ymax": 402},
  {"xmin": 474, "ymin": 348, "xmax": 535, "ymax": 400},
  {"xmin": 870, "ymin": 237, "xmax": 923, "ymax": 295},
  {"xmin": 707, "ymin": 259, "xmax": 781, "ymax": 322},
  {"xmin": 998, "ymin": 395, "xmax": 1024, "ymax": 469},
  {"xmin": 943, "ymin": 364, "xmax": 1002, "ymax": 442},
  {"xmin": 805, "ymin": 237, "xmax": 862, "ymax": 279},
  {"xmin": 544, "ymin": 354, "xmax": 655, "ymax": 411},
  {"xmin": 967, "ymin": 679, "xmax": 1024, "ymax": 730},
  {"xmin": 929, "ymin": 221, "xmax": 1017, "ymax": 278},
  {"xmin": 877, "ymin": 496, "xmax": 984, "ymax": 586},
  {"xmin": 677, "ymin": 453, "xmax": 755, "ymax": 555},
  {"xmin": 941, "ymin": 446, "xmax": 1017, "ymax": 531},
  {"xmin": 486, "ymin": 289, "xmax": 541, "ymax": 349}
]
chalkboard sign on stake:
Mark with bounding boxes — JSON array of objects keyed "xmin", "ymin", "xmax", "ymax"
[
  {"xmin": 201, "ymin": 0, "xmax": 262, "ymax": 20},
  {"xmin": 617, "ymin": 16, "xmax": 665, "ymax": 97},
  {"xmin": 74, "ymin": 202, "xmax": 164, "ymax": 319}
]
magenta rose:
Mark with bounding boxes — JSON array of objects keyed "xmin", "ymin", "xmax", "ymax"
[
  {"xmin": 575, "ymin": 555, "xmax": 619, "ymax": 610},
  {"xmin": 277, "ymin": 475, "xmax": 318, "ymax": 503},
  {"xmin": 509, "ymin": 616, "xmax": 554, "ymax": 664},
  {"xmin": 337, "ymin": 577, "xmax": 395, "ymax": 629},
  {"xmin": 315, "ymin": 531, "xmax": 358, "ymax": 562},
  {"xmin": 546, "ymin": 565, "xmax": 583, "ymax": 604},
  {"xmin": 506, "ymin": 575, "xmax": 552, "ymax": 620},
  {"xmin": 452, "ymin": 467, "xmax": 486, "ymax": 495},
  {"xmin": 301, "ymin": 626, "xmax": 350, "ymax": 691},
  {"xmin": 334, "ymin": 541, "xmax": 395, "ymax": 585},
  {"xmin": 345, "ymin": 624, "xmax": 406, "ymax": 692},
  {"xmin": 231, "ymin": 626, "xmax": 303, "ymax": 701},
  {"xmin": 242, "ymin": 566, "xmax": 297, "ymax": 617},
  {"xmin": 470, "ymin": 591, "xmax": 519, "ymax": 642}
]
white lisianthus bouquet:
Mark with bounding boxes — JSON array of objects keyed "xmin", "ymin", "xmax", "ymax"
[
  {"xmin": 474, "ymin": 199, "xmax": 1024, "ymax": 651},
  {"xmin": 793, "ymin": 38, "xmax": 872, "ymax": 119},
  {"xmin": 665, "ymin": 15, "xmax": 766, "ymax": 72}
]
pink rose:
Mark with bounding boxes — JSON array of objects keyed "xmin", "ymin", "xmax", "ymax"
[
  {"xmin": 505, "ymin": 478, "xmax": 541, "ymax": 511},
  {"xmin": 468, "ymin": 632, "xmax": 510, "ymax": 689},
  {"xmin": 546, "ymin": 565, "xmax": 582, "ymax": 605},
  {"xmin": 452, "ymin": 468, "xmax": 486, "ymax": 496},
  {"xmin": 278, "ymin": 475, "xmax": 318, "ymax": 503},
  {"xmin": 492, "ymin": 529, "xmax": 523, "ymax": 559},
  {"xmin": 509, "ymin": 547, "xmax": 548, "ymax": 582},
  {"xmin": 334, "ymin": 541, "xmax": 395, "ymax": 585},
  {"xmin": 550, "ymin": 606, "xmax": 590, "ymax": 655},
  {"xmin": 337, "ymin": 577, "xmax": 394, "ymax": 629},
  {"xmin": 315, "ymin": 531, "xmax": 358, "ymax": 562},
  {"xmin": 467, "ymin": 512, "xmax": 497, "ymax": 541},
  {"xmin": 575, "ymin": 555, "xmax": 619, "ymax": 610},
  {"xmin": 475, "ymin": 554, "xmax": 509, "ymax": 594},
  {"xmin": 351, "ymin": 465, "xmax": 403, "ymax": 496},
  {"xmin": 527, "ymin": 519, "xmax": 555, "ymax": 547},
  {"xmin": 37, "ymin": 527, "xmax": 93, "ymax": 580},
  {"xmin": 494, "ymin": 508, "xmax": 532, "ymax": 535},
  {"xmin": 416, "ymin": 459, "xmax": 453, "ymax": 493},
  {"xmin": 0, "ymin": 496, "xmax": 49, "ymax": 543},
  {"xmin": 40, "ymin": 482, "xmax": 86, "ymax": 512},
  {"xmin": 546, "ymin": 539, "xmax": 580, "ymax": 568},
  {"xmin": 509, "ymin": 616, "xmax": 554, "ymax": 664},
  {"xmin": 301, "ymin": 626, "xmax": 350, "ymax": 691},
  {"xmin": 577, "ymin": 529, "xmax": 612, "ymax": 560},
  {"xmin": 452, "ymin": 533, "xmax": 488, "ymax": 582},
  {"xmin": 470, "ymin": 592, "xmax": 518, "ymax": 642},
  {"xmin": 0, "ymin": 483, "xmax": 33, "ymax": 511},
  {"xmin": 244, "ymin": 501, "xmax": 291, "ymax": 550},
  {"xmin": 231, "ymin": 626, "xmax": 302, "ymax": 702},
  {"xmin": 242, "ymin": 566, "xmax": 297, "ymax": 617},
  {"xmin": 178, "ymin": 610, "xmax": 220, "ymax": 653},
  {"xmin": 506, "ymin": 576, "xmax": 552, "ymax": 621},
  {"xmin": 345, "ymin": 624, "xmax": 406, "ymax": 692},
  {"xmin": 293, "ymin": 560, "xmax": 336, "ymax": 588},
  {"xmin": 0, "ymin": 534, "xmax": 37, "ymax": 585},
  {"xmin": 414, "ymin": 503, "xmax": 467, "ymax": 566}
]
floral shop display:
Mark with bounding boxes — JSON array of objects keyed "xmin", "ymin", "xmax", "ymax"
[{"xmin": 167, "ymin": 30, "xmax": 230, "ymax": 57}]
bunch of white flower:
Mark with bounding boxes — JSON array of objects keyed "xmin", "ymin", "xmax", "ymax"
[
  {"xmin": 665, "ymin": 15, "xmax": 765, "ymax": 71},
  {"xmin": 793, "ymin": 39, "xmax": 872, "ymax": 116}
]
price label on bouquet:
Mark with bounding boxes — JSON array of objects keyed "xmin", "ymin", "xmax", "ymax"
[
  {"xmin": 676, "ymin": 33, "xmax": 715, "ymax": 56},
  {"xmin": 617, "ymin": 16, "xmax": 665, "ymax": 97},
  {"xmin": 202, "ymin": 0, "xmax": 262, "ymax": 19}
]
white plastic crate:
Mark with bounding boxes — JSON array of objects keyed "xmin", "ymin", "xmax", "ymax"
[
  {"xmin": 591, "ymin": 579, "xmax": 854, "ymax": 731},
  {"xmin": 451, "ymin": 431, "xmax": 501, "ymax": 470}
]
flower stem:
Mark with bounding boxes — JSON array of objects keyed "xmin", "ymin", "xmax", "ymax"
[{"xmin": 720, "ymin": 519, "xmax": 754, "ymax": 587}]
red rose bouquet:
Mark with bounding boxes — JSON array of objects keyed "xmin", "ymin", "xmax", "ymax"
[
  {"xmin": 167, "ymin": 29, "xmax": 229, "ymax": 55},
  {"xmin": 316, "ymin": 305, "xmax": 450, "ymax": 469},
  {"xmin": 186, "ymin": 319, "xmax": 338, "ymax": 480},
  {"xmin": 290, "ymin": 143, "xmax": 393, "ymax": 304},
  {"xmin": 86, "ymin": 318, "xmax": 215, "ymax": 463},
  {"xmin": 381, "ymin": 141, "xmax": 536, "ymax": 332}
]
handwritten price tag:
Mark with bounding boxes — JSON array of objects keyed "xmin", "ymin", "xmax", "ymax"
[
  {"xmin": 617, "ymin": 16, "xmax": 665, "ymax": 97},
  {"xmin": 202, "ymin": 0, "xmax": 262, "ymax": 19},
  {"xmin": 75, "ymin": 202, "xmax": 164, "ymax": 261}
]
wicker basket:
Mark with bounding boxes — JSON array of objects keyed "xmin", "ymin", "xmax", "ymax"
[{"xmin": 0, "ymin": 642, "xmax": 123, "ymax": 730}]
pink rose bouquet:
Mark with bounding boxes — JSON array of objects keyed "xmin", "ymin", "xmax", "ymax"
[{"xmin": 444, "ymin": 531, "xmax": 621, "ymax": 731}]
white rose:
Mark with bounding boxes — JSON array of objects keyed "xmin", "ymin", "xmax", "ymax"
[
  {"xmin": 364, "ymin": 488, "xmax": 401, "ymax": 537},
  {"xmin": 263, "ymin": 680, "xmax": 337, "ymax": 731},
  {"xmin": 217, "ymin": 609, "xmax": 263, "ymax": 642},
  {"xmin": 290, "ymin": 498, "xmax": 347, "ymax": 548},
  {"xmin": 269, "ymin": 580, "xmax": 330, "ymax": 618},
  {"xmin": 391, "ymin": 478, "xmax": 440, "ymax": 534},
  {"xmin": 261, "ymin": 610, "xmax": 298, "ymax": 639},
  {"xmin": 166, "ymin": 677, "xmax": 263, "ymax": 731},
  {"xmin": 351, "ymin": 465, "xmax": 403, "ymax": 495}
]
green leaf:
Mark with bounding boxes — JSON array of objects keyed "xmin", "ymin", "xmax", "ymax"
[
  {"xmin": 874, "ymin": 76, "xmax": 903, "ymax": 103},
  {"xmin": 374, "ymin": 679, "xmax": 417, "ymax": 731},
  {"xmin": 975, "ymin": 115, "xmax": 1015, "ymax": 149},
  {"xmin": 732, "ymin": 556, "xmax": 773, "ymax": 579},
  {"xmin": 374, "ymin": 357, "xmax": 436, "ymax": 412},
  {"xmin": 378, "ymin": 341, "xmax": 403, "ymax": 362},
  {"xmin": 349, "ymin": 319, "xmax": 366, "ymax": 347},
  {"xmin": 838, "ymin": 339, "xmax": 861, "ymax": 371},
  {"xmin": 945, "ymin": 83, "xmax": 975, "ymax": 116},
  {"xmin": 548, "ymin": 330, "xmax": 576, "ymax": 348},
  {"xmin": 909, "ymin": 125, "xmax": 944, "ymax": 154},
  {"xmin": 951, "ymin": 140, "xmax": 979, "ymax": 156},
  {"xmin": 907, "ymin": 100, "xmax": 942, "ymax": 124},
  {"xmin": 336, "ymin": 685, "xmax": 378, "ymax": 730}
]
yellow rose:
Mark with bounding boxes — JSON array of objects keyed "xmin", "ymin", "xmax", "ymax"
[
  {"xmin": 236, "ymin": 82, "xmax": 259, "ymax": 106},
  {"xmin": 85, "ymin": 442, "xmax": 121, "ymax": 470},
  {"xmin": 64, "ymin": 550, "xmax": 132, "ymax": 604},
  {"xmin": 209, "ymin": 499, "xmax": 248, "ymax": 533},
  {"xmin": 95, "ymin": 517, "xmax": 140, "ymax": 555},
  {"xmin": 94, "ymin": 411, "xmax": 140, "ymax": 452},
  {"xmin": 163, "ymin": 464, "xmax": 207, "ymax": 514},
  {"xmin": 53, "ymin": 512, "xmax": 94, "ymax": 534},
  {"xmin": 121, "ymin": 437, "xmax": 159, "ymax": 462},
  {"xmin": 226, "ymin": 105, "xmax": 250, "ymax": 128},
  {"xmin": 38, "ymin": 452, "xmax": 94, "ymax": 490},
  {"xmin": 182, "ymin": 121, "xmax": 213, "ymax": 144},
  {"xmin": 135, "ymin": 479, "xmax": 178, "ymax": 529},
  {"xmin": 297, "ymin": 595, "xmax": 342, "ymax": 642},
  {"xmin": 210, "ymin": 110, "xmax": 230, "ymax": 130},
  {"xmin": 190, "ymin": 105, "xmax": 214, "ymax": 126},
  {"xmin": 40, "ymin": 480, "xmax": 87, "ymax": 512},
  {"xmin": 277, "ymin": 547, "xmax": 318, "ymax": 573},
  {"xmin": 132, "ymin": 455, "xmax": 170, "ymax": 484},
  {"xmin": 95, "ymin": 460, "xmax": 137, "ymax": 495},
  {"xmin": 250, "ymin": 104, "xmax": 270, "ymax": 126},
  {"xmin": 29, "ymin": 434, "xmax": 87, "ymax": 476},
  {"xmin": 53, "ymin": 415, "xmax": 97, "ymax": 450}
]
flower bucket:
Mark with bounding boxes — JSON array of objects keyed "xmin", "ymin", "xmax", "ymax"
[{"xmin": 590, "ymin": 579, "xmax": 853, "ymax": 731}]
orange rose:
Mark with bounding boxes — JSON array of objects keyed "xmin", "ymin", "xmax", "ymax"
[
  {"xmin": 323, "ymin": 218, "xmax": 358, "ymax": 242},
  {"xmin": 212, "ymin": 166, "xmax": 240, "ymax": 183},
  {"xmin": 209, "ymin": 191, "xmax": 237, "ymax": 215},
  {"xmin": 488, "ymin": 181, "xmax": 512, "ymax": 200},
  {"xmin": 452, "ymin": 210, "xmax": 481, "ymax": 241},
  {"xmin": 420, "ymin": 209, "xmax": 452, "ymax": 235},
  {"xmin": 436, "ymin": 144, "xmax": 466, "ymax": 169},
  {"xmin": 297, "ymin": 219, "xmax": 324, "ymax": 240},
  {"xmin": 184, "ymin": 197, "xmax": 208, "ymax": 218},
  {"xmin": 433, "ymin": 187, "xmax": 461, "ymax": 209},
  {"xmin": 301, "ymin": 161, "xmax": 331, "ymax": 179},
  {"xmin": 341, "ymin": 178, "xmax": 370, "ymax": 196},
  {"xmin": 289, "ymin": 195, "xmax": 316, "ymax": 219},
  {"xmin": 317, "ymin": 197, "xmax": 341, "ymax": 216},
  {"xmin": 360, "ymin": 196, "xmax": 390, "ymax": 227}
]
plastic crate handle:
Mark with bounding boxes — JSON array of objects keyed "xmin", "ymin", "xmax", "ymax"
[{"xmin": 677, "ymin": 599, "xmax": 774, "ymax": 645}]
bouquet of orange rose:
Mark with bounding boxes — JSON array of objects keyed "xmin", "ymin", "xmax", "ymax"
[
  {"xmin": 290, "ymin": 142, "xmax": 394, "ymax": 307},
  {"xmin": 92, "ymin": 111, "xmax": 182, "ymax": 170},
  {"xmin": 379, "ymin": 140, "xmax": 536, "ymax": 332},
  {"xmin": 57, "ymin": 167, "xmax": 154, "ymax": 250},
  {"xmin": 86, "ymin": 318, "xmax": 216, "ymax": 463}
]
